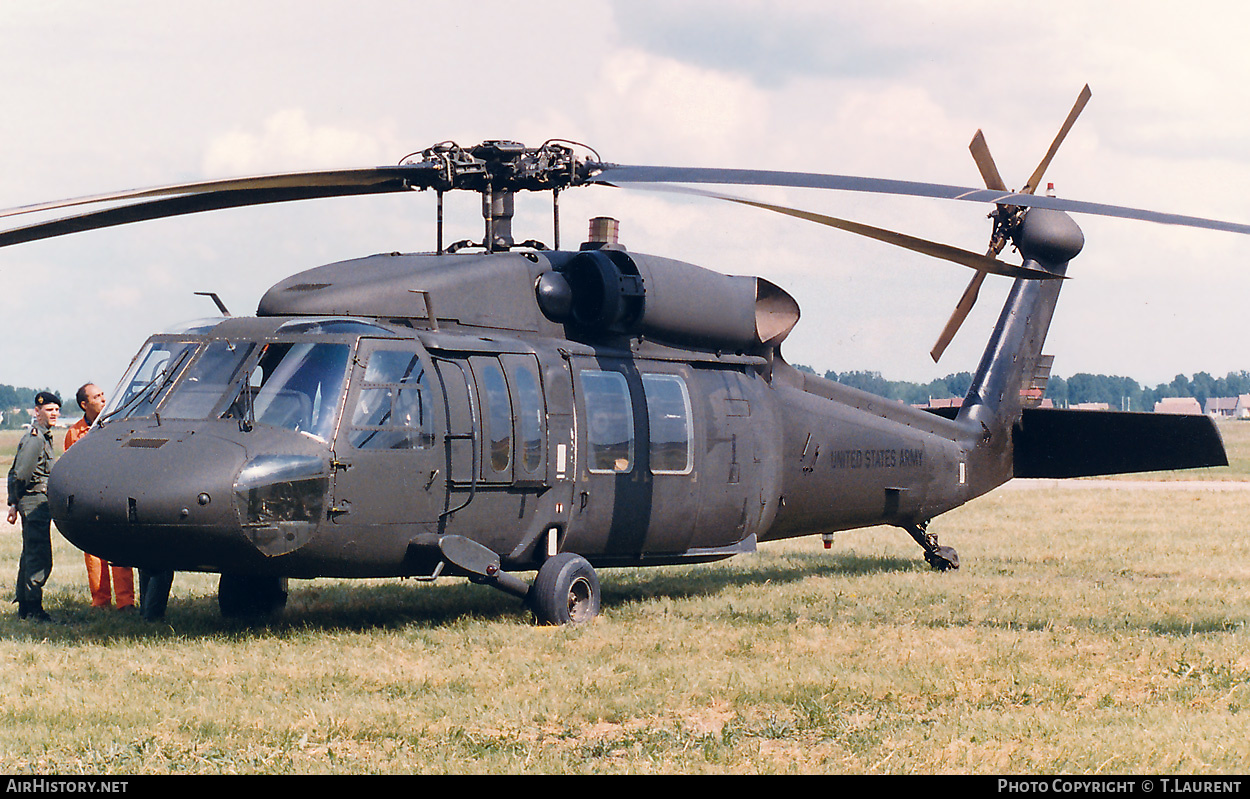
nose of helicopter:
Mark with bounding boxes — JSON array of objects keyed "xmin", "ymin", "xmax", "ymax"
[{"xmin": 48, "ymin": 425, "xmax": 319, "ymax": 571}]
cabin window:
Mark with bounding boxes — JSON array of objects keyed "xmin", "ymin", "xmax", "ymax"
[
  {"xmin": 580, "ymin": 370, "xmax": 634, "ymax": 474},
  {"xmin": 642, "ymin": 373, "xmax": 693, "ymax": 475},
  {"xmin": 476, "ymin": 360, "xmax": 513, "ymax": 475},
  {"xmin": 349, "ymin": 349, "xmax": 435, "ymax": 450},
  {"xmin": 511, "ymin": 362, "xmax": 544, "ymax": 474}
]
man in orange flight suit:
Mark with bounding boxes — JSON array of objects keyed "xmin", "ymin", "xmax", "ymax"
[{"xmin": 64, "ymin": 382, "xmax": 136, "ymax": 611}]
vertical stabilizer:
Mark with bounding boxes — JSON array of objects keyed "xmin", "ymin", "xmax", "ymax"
[{"xmin": 957, "ymin": 209, "xmax": 1084, "ymax": 487}]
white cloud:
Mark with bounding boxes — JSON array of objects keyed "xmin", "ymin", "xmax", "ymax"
[
  {"xmin": 580, "ymin": 49, "xmax": 771, "ymax": 164},
  {"xmin": 202, "ymin": 109, "xmax": 399, "ymax": 175}
]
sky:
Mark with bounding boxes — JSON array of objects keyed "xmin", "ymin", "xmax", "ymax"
[{"xmin": 3, "ymin": 1, "xmax": 1250, "ymax": 402}]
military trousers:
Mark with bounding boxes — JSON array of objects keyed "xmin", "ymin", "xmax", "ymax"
[
  {"xmin": 139, "ymin": 569, "xmax": 174, "ymax": 621},
  {"xmin": 14, "ymin": 494, "xmax": 53, "ymax": 607}
]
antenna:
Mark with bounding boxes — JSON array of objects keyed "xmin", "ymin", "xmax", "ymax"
[{"xmin": 193, "ymin": 291, "xmax": 231, "ymax": 316}]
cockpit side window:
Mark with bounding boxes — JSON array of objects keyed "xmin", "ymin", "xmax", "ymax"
[
  {"xmin": 348, "ymin": 348, "xmax": 435, "ymax": 450},
  {"xmin": 246, "ymin": 342, "xmax": 350, "ymax": 440}
]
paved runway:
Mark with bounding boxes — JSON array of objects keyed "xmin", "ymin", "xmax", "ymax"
[{"xmin": 1004, "ymin": 478, "xmax": 1250, "ymax": 491}]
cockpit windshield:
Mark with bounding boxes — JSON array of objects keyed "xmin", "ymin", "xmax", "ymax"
[
  {"xmin": 161, "ymin": 340, "xmax": 258, "ymax": 420},
  {"xmin": 101, "ymin": 337, "xmax": 351, "ymax": 440},
  {"xmin": 101, "ymin": 340, "xmax": 199, "ymax": 423}
]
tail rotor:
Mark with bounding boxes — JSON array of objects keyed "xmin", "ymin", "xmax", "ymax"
[{"xmin": 930, "ymin": 85, "xmax": 1092, "ymax": 362}]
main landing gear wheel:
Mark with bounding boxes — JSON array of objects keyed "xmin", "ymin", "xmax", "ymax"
[
  {"xmin": 528, "ymin": 553, "xmax": 601, "ymax": 625},
  {"xmin": 904, "ymin": 522, "xmax": 960, "ymax": 572},
  {"xmin": 218, "ymin": 574, "xmax": 289, "ymax": 619}
]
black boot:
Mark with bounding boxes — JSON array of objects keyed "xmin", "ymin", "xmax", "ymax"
[{"xmin": 22, "ymin": 602, "xmax": 51, "ymax": 623}]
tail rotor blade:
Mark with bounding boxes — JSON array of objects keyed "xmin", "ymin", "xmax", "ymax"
[
  {"xmin": 930, "ymin": 129, "xmax": 1007, "ymax": 362},
  {"xmin": 1022, "ymin": 84, "xmax": 1092, "ymax": 195},
  {"xmin": 969, "ymin": 130, "xmax": 1008, "ymax": 192},
  {"xmin": 931, "ymin": 269, "xmax": 987, "ymax": 362},
  {"xmin": 933, "ymin": 86, "xmax": 1091, "ymax": 362}
]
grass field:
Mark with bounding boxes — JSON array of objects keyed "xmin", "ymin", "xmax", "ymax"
[{"xmin": 1, "ymin": 422, "xmax": 1249, "ymax": 773}]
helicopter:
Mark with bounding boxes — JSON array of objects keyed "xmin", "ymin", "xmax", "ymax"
[{"xmin": 0, "ymin": 86, "xmax": 1237, "ymax": 624}]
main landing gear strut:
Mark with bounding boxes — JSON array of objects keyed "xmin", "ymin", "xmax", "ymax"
[
  {"xmin": 903, "ymin": 521, "xmax": 959, "ymax": 571},
  {"xmin": 434, "ymin": 534, "xmax": 602, "ymax": 625}
]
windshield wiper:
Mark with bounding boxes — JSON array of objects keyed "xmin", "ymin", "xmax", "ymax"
[
  {"xmin": 239, "ymin": 378, "xmax": 256, "ymax": 432},
  {"xmin": 99, "ymin": 347, "xmax": 193, "ymax": 426}
]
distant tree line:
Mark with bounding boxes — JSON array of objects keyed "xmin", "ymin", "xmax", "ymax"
[
  {"xmin": 0, "ymin": 383, "xmax": 64, "ymax": 429},
  {"xmin": 1047, "ymin": 371, "xmax": 1250, "ymax": 412},
  {"xmin": 793, "ymin": 367, "xmax": 1250, "ymax": 412},
  {"xmin": 793, "ymin": 366, "xmax": 975, "ymax": 407}
]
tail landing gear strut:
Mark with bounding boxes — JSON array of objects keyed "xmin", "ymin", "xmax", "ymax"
[{"xmin": 904, "ymin": 521, "xmax": 959, "ymax": 571}]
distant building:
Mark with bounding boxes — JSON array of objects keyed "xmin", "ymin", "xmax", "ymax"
[
  {"xmin": 919, "ymin": 397, "xmax": 963, "ymax": 409},
  {"xmin": 1154, "ymin": 397, "xmax": 1203, "ymax": 415},
  {"xmin": 916, "ymin": 396, "xmax": 1058, "ymax": 411},
  {"xmin": 1071, "ymin": 402, "xmax": 1111, "ymax": 411},
  {"xmin": 1204, "ymin": 394, "xmax": 1250, "ymax": 419}
]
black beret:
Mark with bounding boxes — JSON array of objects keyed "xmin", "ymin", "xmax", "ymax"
[{"xmin": 34, "ymin": 391, "xmax": 62, "ymax": 408}]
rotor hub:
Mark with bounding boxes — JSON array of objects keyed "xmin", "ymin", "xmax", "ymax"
[
  {"xmin": 402, "ymin": 140, "xmax": 601, "ymax": 194},
  {"xmin": 405, "ymin": 140, "xmax": 606, "ymax": 253}
]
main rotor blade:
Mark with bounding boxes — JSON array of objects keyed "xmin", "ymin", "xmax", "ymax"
[
  {"xmin": 0, "ymin": 165, "xmax": 433, "ymax": 222},
  {"xmin": 0, "ymin": 180, "xmax": 417, "ymax": 249},
  {"xmin": 1023, "ymin": 84, "xmax": 1092, "ymax": 195},
  {"xmin": 639, "ymin": 185, "xmax": 1059, "ymax": 280},
  {"xmin": 592, "ymin": 163, "xmax": 1250, "ymax": 236},
  {"xmin": 968, "ymin": 130, "xmax": 1008, "ymax": 192}
]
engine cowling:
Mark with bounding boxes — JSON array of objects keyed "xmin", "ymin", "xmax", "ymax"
[{"xmin": 536, "ymin": 247, "xmax": 799, "ymax": 351}]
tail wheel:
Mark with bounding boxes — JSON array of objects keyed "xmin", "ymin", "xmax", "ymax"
[
  {"xmin": 528, "ymin": 553, "xmax": 600, "ymax": 625},
  {"xmin": 924, "ymin": 545, "xmax": 960, "ymax": 572}
]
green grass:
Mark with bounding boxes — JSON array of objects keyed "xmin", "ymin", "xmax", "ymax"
[
  {"xmin": 1, "ymin": 486, "xmax": 1249, "ymax": 773},
  {"xmin": 1207, "ymin": 418, "xmax": 1250, "ymax": 478}
]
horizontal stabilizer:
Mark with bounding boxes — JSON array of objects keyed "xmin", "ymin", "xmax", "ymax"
[{"xmin": 1011, "ymin": 407, "xmax": 1228, "ymax": 478}]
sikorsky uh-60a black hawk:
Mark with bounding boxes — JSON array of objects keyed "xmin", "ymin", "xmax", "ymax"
[{"xmin": 2, "ymin": 87, "xmax": 1239, "ymax": 623}]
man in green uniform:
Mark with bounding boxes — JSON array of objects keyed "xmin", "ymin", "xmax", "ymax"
[{"xmin": 6, "ymin": 391, "xmax": 61, "ymax": 622}]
